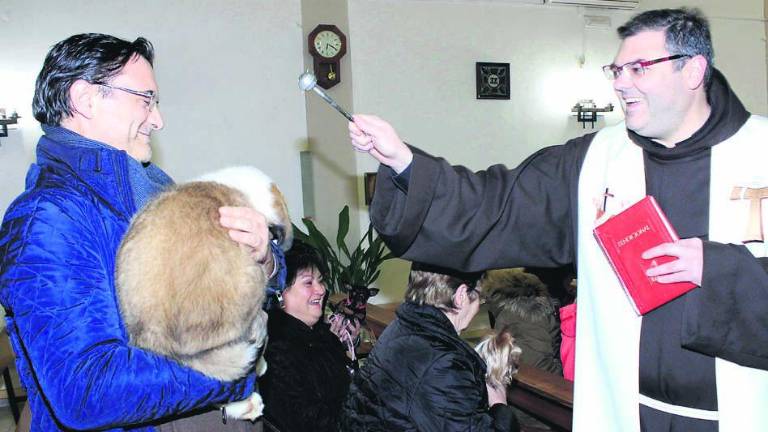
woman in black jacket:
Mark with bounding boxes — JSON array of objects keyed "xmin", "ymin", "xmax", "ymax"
[
  {"xmin": 339, "ymin": 263, "xmax": 520, "ymax": 432},
  {"xmin": 260, "ymin": 241, "xmax": 355, "ymax": 432}
]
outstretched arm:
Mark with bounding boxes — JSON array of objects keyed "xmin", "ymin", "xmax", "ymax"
[
  {"xmin": 368, "ymin": 134, "xmax": 595, "ymax": 272},
  {"xmin": 348, "ymin": 115, "xmax": 413, "ymax": 174}
]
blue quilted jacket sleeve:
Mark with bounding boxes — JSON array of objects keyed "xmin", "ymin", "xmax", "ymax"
[{"xmin": 0, "ymin": 185, "xmax": 256, "ymax": 430}]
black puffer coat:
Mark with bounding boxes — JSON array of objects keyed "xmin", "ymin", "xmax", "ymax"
[
  {"xmin": 260, "ymin": 308, "xmax": 352, "ymax": 432},
  {"xmin": 338, "ymin": 302, "xmax": 519, "ymax": 431}
]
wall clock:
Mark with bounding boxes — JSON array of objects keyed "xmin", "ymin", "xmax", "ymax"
[{"xmin": 308, "ymin": 24, "xmax": 347, "ymax": 89}]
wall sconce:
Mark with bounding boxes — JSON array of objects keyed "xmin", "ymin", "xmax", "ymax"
[
  {"xmin": 0, "ymin": 109, "xmax": 21, "ymax": 144},
  {"xmin": 572, "ymin": 99, "xmax": 613, "ymax": 129}
]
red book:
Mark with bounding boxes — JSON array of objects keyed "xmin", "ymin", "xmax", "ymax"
[{"xmin": 593, "ymin": 196, "xmax": 696, "ymax": 315}]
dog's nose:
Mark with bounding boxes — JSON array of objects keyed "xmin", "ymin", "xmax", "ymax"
[{"xmin": 268, "ymin": 225, "xmax": 286, "ymax": 245}]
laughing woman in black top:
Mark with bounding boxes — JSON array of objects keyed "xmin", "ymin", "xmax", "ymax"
[{"xmin": 260, "ymin": 240, "xmax": 355, "ymax": 432}]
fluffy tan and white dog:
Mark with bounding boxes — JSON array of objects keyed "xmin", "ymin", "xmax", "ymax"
[
  {"xmin": 116, "ymin": 166, "xmax": 292, "ymax": 420},
  {"xmin": 474, "ymin": 329, "xmax": 523, "ymax": 390}
]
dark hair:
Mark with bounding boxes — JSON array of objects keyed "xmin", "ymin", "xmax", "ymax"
[
  {"xmin": 284, "ymin": 240, "xmax": 327, "ymax": 287},
  {"xmin": 32, "ymin": 33, "xmax": 155, "ymax": 125},
  {"xmin": 405, "ymin": 262, "xmax": 482, "ymax": 311},
  {"xmin": 617, "ymin": 8, "xmax": 713, "ymax": 85}
]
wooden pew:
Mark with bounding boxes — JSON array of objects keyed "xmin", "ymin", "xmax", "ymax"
[
  {"xmin": 364, "ymin": 301, "xmax": 398, "ymax": 339},
  {"xmin": 364, "ymin": 301, "xmax": 574, "ymax": 431},
  {"xmin": 510, "ymin": 364, "xmax": 573, "ymax": 431}
]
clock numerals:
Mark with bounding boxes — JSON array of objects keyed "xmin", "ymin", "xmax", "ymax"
[
  {"xmin": 314, "ymin": 30, "xmax": 342, "ymax": 58},
  {"xmin": 309, "ymin": 25, "xmax": 346, "ymax": 89}
]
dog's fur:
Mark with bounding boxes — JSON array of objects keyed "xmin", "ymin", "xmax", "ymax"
[
  {"xmin": 474, "ymin": 330, "xmax": 523, "ymax": 389},
  {"xmin": 115, "ymin": 166, "xmax": 292, "ymax": 420}
]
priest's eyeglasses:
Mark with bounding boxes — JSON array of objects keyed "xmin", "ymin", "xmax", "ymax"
[
  {"xmin": 602, "ymin": 54, "xmax": 690, "ymax": 81},
  {"xmin": 98, "ymin": 83, "xmax": 159, "ymax": 112}
]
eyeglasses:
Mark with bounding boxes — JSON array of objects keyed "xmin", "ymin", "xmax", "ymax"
[
  {"xmin": 602, "ymin": 54, "xmax": 690, "ymax": 81},
  {"xmin": 468, "ymin": 289, "xmax": 486, "ymax": 305},
  {"xmin": 98, "ymin": 83, "xmax": 159, "ymax": 112}
]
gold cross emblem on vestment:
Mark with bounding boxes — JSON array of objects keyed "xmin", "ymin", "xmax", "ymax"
[{"xmin": 730, "ymin": 186, "xmax": 768, "ymax": 243}]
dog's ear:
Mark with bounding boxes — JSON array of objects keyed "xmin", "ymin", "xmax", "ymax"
[
  {"xmin": 349, "ymin": 286, "xmax": 365, "ymax": 299},
  {"xmin": 195, "ymin": 166, "xmax": 293, "ymax": 251},
  {"xmin": 268, "ymin": 183, "xmax": 292, "ymax": 251}
]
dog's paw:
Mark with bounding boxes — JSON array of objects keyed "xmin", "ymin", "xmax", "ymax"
[{"xmin": 223, "ymin": 392, "xmax": 264, "ymax": 421}]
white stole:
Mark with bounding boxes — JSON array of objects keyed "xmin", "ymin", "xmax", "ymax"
[{"xmin": 573, "ymin": 116, "xmax": 768, "ymax": 432}]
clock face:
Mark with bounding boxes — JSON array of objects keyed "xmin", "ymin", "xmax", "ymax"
[{"xmin": 313, "ymin": 30, "xmax": 342, "ymax": 58}]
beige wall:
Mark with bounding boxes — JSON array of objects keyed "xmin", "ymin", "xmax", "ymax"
[
  {"xmin": 0, "ymin": 0, "xmax": 309, "ymax": 223},
  {"xmin": 300, "ymin": 0, "xmax": 361, "ymax": 241}
]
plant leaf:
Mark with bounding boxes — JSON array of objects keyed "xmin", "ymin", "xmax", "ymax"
[
  {"xmin": 301, "ymin": 217, "xmax": 345, "ymax": 292},
  {"xmin": 292, "ymin": 212, "xmax": 395, "ymax": 293},
  {"xmin": 291, "ymin": 222, "xmax": 309, "ymax": 241},
  {"xmin": 336, "ymin": 206, "xmax": 351, "ymax": 260}
]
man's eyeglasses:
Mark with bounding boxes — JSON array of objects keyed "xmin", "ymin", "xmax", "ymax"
[
  {"xmin": 98, "ymin": 83, "xmax": 159, "ymax": 112},
  {"xmin": 602, "ymin": 54, "xmax": 690, "ymax": 81}
]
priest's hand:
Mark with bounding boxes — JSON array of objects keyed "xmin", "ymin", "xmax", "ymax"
[
  {"xmin": 642, "ymin": 237, "xmax": 703, "ymax": 286},
  {"xmin": 349, "ymin": 114, "xmax": 413, "ymax": 174},
  {"xmin": 218, "ymin": 206, "xmax": 271, "ymax": 262}
]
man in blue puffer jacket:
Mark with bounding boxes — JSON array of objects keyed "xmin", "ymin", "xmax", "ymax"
[{"xmin": 0, "ymin": 33, "xmax": 273, "ymax": 431}]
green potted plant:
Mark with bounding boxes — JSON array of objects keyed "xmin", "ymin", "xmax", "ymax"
[{"xmin": 292, "ymin": 205, "xmax": 393, "ymax": 294}]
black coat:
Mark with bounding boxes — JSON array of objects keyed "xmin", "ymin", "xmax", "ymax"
[
  {"xmin": 260, "ymin": 308, "xmax": 352, "ymax": 432},
  {"xmin": 490, "ymin": 300, "xmax": 563, "ymax": 375},
  {"xmin": 339, "ymin": 302, "xmax": 519, "ymax": 432}
]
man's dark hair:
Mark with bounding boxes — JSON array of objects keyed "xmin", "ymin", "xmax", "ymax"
[
  {"xmin": 617, "ymin": 8, "xmax": 713, "ymax": 86},
  {"xmin": 32, "ymin": 33, "xmax": 155, "ymax": 125}
]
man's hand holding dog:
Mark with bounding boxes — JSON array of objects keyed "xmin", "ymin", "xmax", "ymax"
[{"xmin": 219, "ymin": 206, "xmax": 271, "ymax": 263}]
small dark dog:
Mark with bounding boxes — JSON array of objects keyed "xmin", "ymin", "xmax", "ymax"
[
  {"xmin": 330, "ymin": 285, "xmax": 380, "ymax": 326},
  {"xmin": 328, "ymin": 285, "xmax": 379, "ymax": 361}
]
